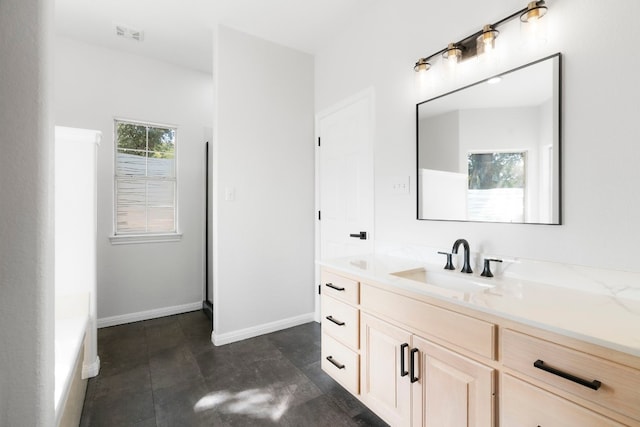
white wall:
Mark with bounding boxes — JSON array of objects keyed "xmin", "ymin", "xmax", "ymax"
[
  {"xmin": 0, "ymin": 0, "xmax": 55, "ymax": 425},
  {"xmin": 420, "ymin": 110, "xmax": 459, "ymax": 172},
  {"xmin": 315, "ymin": 0, "xmax": 640, "ymax": 272},
  {"xmin": 55, "ymin": 36, "xmax": 213, "ymax": 321},
  {"xmin": 212, "ymin": 26, "xmax": 315, "ymax": 342}
]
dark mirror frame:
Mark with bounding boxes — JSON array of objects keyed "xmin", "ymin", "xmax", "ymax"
[{"xmin": 416, "ymin": 53, "xmax": 562, "ymax": 225}]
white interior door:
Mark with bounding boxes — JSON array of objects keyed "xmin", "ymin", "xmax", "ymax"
[{"xmin": 317, "ymin": 90, "xmax": 374, "ymax": 261}]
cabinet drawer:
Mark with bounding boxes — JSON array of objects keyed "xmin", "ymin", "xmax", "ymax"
[
  {"xmin": 321, "ymin": 270, "xmax": 359, "ymax": 304},
  {"xmin": 321, "ymin": 295, "xmax": 359, "ymax": 349},
  {"xmin": 502, "ymin": 329, "xmax": 640, "ymax": 421},
  {"xmin": 501, "ymin": 374, "xmax": 625, "ymax": 426},
  {"xmin": 321, "ymin": 333, "xmax": 359, "ymax": 395},
  {"xmin": 361, "ymin": 284, "xmax": 496, "ymax": 359}
]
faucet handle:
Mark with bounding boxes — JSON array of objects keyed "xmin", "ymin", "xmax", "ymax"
[
  {"xmin": 481, "ymin": 258, "xmax": 503, "ymax": 278},
  {"xmin": 437, "ymin": 251, "xmax": 455, "ymax": 270}
]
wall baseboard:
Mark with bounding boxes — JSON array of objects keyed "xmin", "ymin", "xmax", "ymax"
[
  {"xmin": 82, "ymin": 356, "xmax": 100, "ymax": 379},
  {"xmin": 212, "ymin": 312, "xmax": 315, "ymax": 346},
  {"xmin": 97, "ymin": 302, "xmax": 202, "ymax": 328}
]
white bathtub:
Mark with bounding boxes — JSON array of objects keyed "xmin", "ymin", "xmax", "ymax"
[
  {"xmin": 54, "ymin": 127, "xmax": 101, "ymax": 426},
  {"xmin": 55, "ymin": 294, "xmax": 91, "ymax": 427}
]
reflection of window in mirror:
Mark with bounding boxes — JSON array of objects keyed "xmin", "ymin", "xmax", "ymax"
[{"xmin": 467, "ymin": 151, "xmax": 526, "ymax": 222}]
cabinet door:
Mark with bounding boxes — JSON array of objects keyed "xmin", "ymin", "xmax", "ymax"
[
  {"xmin": 412, "ymin": 336, "xmax": 495, "ymax": 427},
  {"xmin": 360, "ymin": 313, "xmax": 412, "ymax": 427},
  {"xmin": 501, "ymin": 374, "xmax": 626, "ymax": 427}
]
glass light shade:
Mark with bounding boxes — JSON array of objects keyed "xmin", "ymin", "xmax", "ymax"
[
  {"xmin": 520, "ymin": 2, "xmax": 548, "ymax": 45},
  {"xmin": 414, "ymin": 58, "xmax": 431, "ymax": 72},
  {"xmin": 520, "ymin": 1, "xmax": 547, "ymax": 23},
  {"xmin": 442, "ymin": 43, "xmax": 462, "ymax": 64},
  {"xmin": 476, "ymin": 25, "xmax": 499, "ymax": 56}
]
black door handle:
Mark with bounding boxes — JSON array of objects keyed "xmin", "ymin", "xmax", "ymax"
[
  {"xmin": 325, "ymin": 315, "xmax": 345, "ymax": 326},
  {"xmin": 534, "ymin": 360, "xmax": 601, "ymax": 390},
  {"xmin": 349, "ymin": 231, "xmax": 367, "ymax": 240},
  {"xmin": 325, "ymin": 282, "xmax": 345, "ymax": 292},
  {"xmin": 410, "ymin": 348, "xmax": 419, "ymax": 383},
  {"xmin": 400, "ymin": 343, "xmax": 409, "ymax": 377},
  {"xmin": 326, "ymin": 356, "xmax": 345, "ymax": 370}
]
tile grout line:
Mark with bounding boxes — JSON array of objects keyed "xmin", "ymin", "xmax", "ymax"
[{"xmin": 143, "ymin": 320, "xmax": 160, "ymax": 427}]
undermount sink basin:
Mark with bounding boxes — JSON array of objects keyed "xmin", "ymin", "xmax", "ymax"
[{"xmin": 390, "ymin": 268, "xmax": 495, "ymax": 294}]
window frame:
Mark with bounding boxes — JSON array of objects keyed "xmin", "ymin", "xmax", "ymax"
[{"xmin": 110, "ymin": 118, "xmax": 181, "ymax": 245}]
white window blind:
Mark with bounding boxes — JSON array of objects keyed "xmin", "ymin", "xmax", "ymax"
[{"xmin": 114, "ymin": 120, "xmax": 177, "ymax": 235}]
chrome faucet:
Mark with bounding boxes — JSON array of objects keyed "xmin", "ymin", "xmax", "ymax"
[{"xmin": 451, "ymin": 238, "xmax": 473, "ymax": 274}]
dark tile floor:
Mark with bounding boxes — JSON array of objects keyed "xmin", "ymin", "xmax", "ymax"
[{"xmin": 80, "ymin": 311, "xmax": 388, "ymax": 426}]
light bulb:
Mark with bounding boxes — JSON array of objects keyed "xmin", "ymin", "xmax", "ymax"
[
  {"xmin": 477, "ymin": 25, "xmax": 498, "ymax": 56},
  {"xmin": 414, "ymin": 58, "xmax": 431, "ymax": 73},
  {"xmin": 520, "ymin": 1, "xmax": 548, "ymax": 45},
  {"xmin": 443, "ymin": 43, "xmax": 462, "ymax": 70},
  {"xmin": 520, "ymin": 1, "xmax": 547, "ymax": 23}
]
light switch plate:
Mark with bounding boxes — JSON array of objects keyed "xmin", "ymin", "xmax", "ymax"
[{"xmin": 391, "ymin": 176, "xmax": 410, "ymax": 194}]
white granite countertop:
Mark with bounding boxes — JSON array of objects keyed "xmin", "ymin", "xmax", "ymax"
[{"xmin": 318, "ymin": 254, "xmax": 640, "ymax": 358}]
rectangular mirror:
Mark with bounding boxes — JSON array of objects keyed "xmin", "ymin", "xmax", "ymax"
[{"xmin": 417, "ymin": 53, "xmax": 561, "ymax": 224}]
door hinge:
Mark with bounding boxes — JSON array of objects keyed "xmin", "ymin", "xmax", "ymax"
[
  {"xmin": 318, "ymin": 210, "xmax": 321, "ymax": 220},
  {"xmin": 317, "ymin": 137, "xmax": 321, "ymax": 147},
  {"xmin": 318, "ymin": 284, "xmax": 321, "ymax": 295}
]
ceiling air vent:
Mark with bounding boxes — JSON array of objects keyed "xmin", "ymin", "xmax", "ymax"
[{"xmin": 115, "ymin": 24, "xmax": 144, "ymax": 42}]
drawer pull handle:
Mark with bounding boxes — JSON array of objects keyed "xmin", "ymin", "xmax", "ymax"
[
  {"xmin": 400, "ymin": 343, "xmax": 409, "ymax": 377},
  {"xmin": 326, "ymin": 356, "xmax": 345, "ymax": 370},
  {"xmin": 325, "ymin": 282, "xmax": 345, "ymax": 292},
  {"xmin": 325, "ymin": 315, "xmax": 345, "ymax": 326},
  {"xmin": 533, "ymin": 359, "xmax": 602, "ymax": 391},
  {"xmin": 410, "ymin": 348, "xmax": 419, "ymax": 383}
]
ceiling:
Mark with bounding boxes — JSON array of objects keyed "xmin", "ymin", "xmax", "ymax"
[{"xmin": 55, "ymin": 0, "xmax": 378, "ymax": 74}]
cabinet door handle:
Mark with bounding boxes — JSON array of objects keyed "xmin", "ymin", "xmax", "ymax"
[
  {"xmin": 349, "ymin": 231, "xmax": 367, "ymax": 240},
  {"xmin": 325, "ymin": 282, "xmax": 345, "ymax": 292},
  {"xmin": 400, "ymin": 343, "xmax": 409, "ymax": 377},
  {"xmin": 410, "ymin": 348, "xmax": 419, "ymax": 383},
  {"xmin": 325, "ymin": 315, "xmax": 345, "ymax": 326},
  {"xmin": 533, "ymin": 359, "xmax": 602, "ymax": 391},
  {"xmin": 326, "ymin": 356, "xmax": 345, "ymax": 370}
]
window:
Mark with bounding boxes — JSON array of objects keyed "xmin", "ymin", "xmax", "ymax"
[
  {"xmin": 467, "ymin": 151, "xmax": 526, "ymax": 222},
  {"xmin": 113, "ymin": 119, "xmax": 178, "ymax": 239}
]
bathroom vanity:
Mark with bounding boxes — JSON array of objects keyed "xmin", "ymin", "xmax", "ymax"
[{"xmin": 319, "ymin": 255, "xmax": 640, "ymax": 426}]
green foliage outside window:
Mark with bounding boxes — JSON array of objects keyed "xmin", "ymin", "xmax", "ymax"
[
  {"xmin": 468, "ymin": 152, "xmax": 525, "ymax": 190},
  {"xmin": 116, "ymin": 122, "xmax": 175, "ymax": 159}
]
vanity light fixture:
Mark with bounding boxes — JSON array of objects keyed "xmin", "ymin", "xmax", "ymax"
[
  {"xmin": 413, "ymin": 0, "xmax": 548, "ymax": 73},
  {"xmin": 442, "ymin": 43, "xmax": 463, "ymax": 66},
  {"xmin": 520, "ymin": 0, "xmax": 549, "ymax": 43},
  {"xmin": 520, "ymin": 1, "xmax": 548, "ymax": 23},
  {"xmin": 414, "ymin": 57, "xmax": 431, "ymax": 72},
  {"xmin": 477, "ymin": 24, "xmax": 499, "ymax": 56}
]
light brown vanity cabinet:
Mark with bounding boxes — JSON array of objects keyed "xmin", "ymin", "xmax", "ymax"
[
  {"xmin": 320, "ymin": 270, "xmax": 361, "ymax": 395},
  {"xmin": 360, "ymin": 283, "xmax": 496, "ymax": 427},
  {"xmin": 319, "ymin": 266, "xmax": 640, "ymax": 427}
]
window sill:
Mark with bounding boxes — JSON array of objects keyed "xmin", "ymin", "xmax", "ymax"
[{"xmin": 109, "ymin": 233, "xmax": 183, "ymax": 245}]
